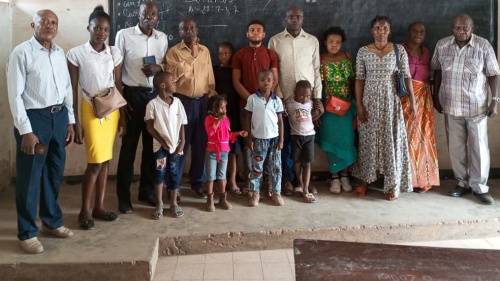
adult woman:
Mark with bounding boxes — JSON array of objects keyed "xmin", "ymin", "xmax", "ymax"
[
  {"xmin": 402, "ymin": 22, "xmax": 439, "ymax": 193},
  {"xmin": 67, "ymin": 5, "xmax": 125, "ymax": 229},
  {"xmin": 316, "ymin": 27, "xmax": 357, "ymax": 194},
  {"xmin": 353, "ymin": 15, "xmax": 417, "ymax": 201}
]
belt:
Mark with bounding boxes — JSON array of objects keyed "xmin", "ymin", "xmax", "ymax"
[
  {"xmin": 174, "ymin": 93, "xmax": 206, "ymax": 100},
  {"xmin": 43, "ymin": 104, "xmax": 64, "ymax": 113},
  {"xmin": 124, "ymin": 85, "xmax": 154, "ymax": 93}
]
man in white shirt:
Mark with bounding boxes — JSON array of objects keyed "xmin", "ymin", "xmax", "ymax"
[
  {"xmin": 268, "ymin": 5, "xmax": 322, "ymax": 195},
  {"xmin": 115, "ymin": 1, "xmax": 169, "ymax": 213},
  {"xmin": 7, "ymin": 9, "xmax": 75, "ymax": 254}
]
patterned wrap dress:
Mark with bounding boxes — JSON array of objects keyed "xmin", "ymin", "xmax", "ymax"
[
  {"xmin": 352, "ymin": 44, "xmax": 413, "ymax": 196},
  {"xmin": 316, "ymin": 56, "xmax": 357, "ymax": 174}
]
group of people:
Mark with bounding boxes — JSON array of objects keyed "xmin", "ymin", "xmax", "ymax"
[{"xmin": 6, "ymin": 0, "xmax": 499, "ymax": 255}]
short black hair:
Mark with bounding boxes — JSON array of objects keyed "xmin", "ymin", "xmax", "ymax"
[
  {"xmin": 295, "ymin": 80, "xmax": 312, "ymax": 93},
  {"xmin": 257, "ymin": 69, "xmax": 273, "ymax": 80},
  {"xmin": 89, "ymin": 5, "xmax": 111, "ymax": 25},
  {"xmin": 323, "ymin": 26, "xmax": 347, "ymax": 42},
  {"xmin": 208, "ymin": 94, "xmax": 227, "ymax": 114},
  {"xmin": 370, "ymin": 15, "xmax": 391, "ymax": 28},
  {"xmin": 153, "ymin": 72, "xmax": 173, "ymax": 89},
  {"xmin": 247, "ymin": 19, "xmax": 265, "ymax": 31},
  {"xmin": 408, "ymin": 21, "xmax": 424, "ymax": 31},
  {"xmin": 219, "ymin": 41, "xmax": 234, "ymax": 53}
]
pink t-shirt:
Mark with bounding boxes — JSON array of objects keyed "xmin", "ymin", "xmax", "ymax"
[
  {"xmin": 403, "ymin": 43, "xmax": 430, "ymax": 82},
  {"xmin": 205, "ymin": 115, "xmax": 238, "ymax": 161}
]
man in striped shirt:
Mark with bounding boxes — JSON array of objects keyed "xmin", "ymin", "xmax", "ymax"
[{"xmin": 431, "ymin": 14, "xmax": 500, "ymax": 205}]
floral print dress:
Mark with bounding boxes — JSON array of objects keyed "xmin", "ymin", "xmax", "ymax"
[{"xmin": 352, "ymin": 44, "xmax": 413, "ymax": 196}]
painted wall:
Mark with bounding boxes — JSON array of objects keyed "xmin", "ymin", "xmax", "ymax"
[{"xmin": 1, "ymin": 0, "xmax": 499, "ymax": 181}]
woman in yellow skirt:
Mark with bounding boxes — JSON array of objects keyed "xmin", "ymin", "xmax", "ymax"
[{"xmin": 67, "ymin": 5, "xmax": 126, "ymax": 230}]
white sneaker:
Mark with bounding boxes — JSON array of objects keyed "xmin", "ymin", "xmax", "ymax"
[
  {"xmin": 329, "ymin": 179, "xmax": 341, "ymax": 194},
  {"xmin": 340, "ymin": 177, "xmax": 352, "ymax": 192},
  {"xmin": 42, "ymin": 225, "xmax": 74, "ymax": 238},
  {"xmin": 19, "ymin": 237, "xmax": 44, "ymax": 254}
]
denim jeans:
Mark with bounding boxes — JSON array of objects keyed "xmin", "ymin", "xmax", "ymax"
[
  {"xmin": 249, "ymin": 137, "xmax": 282, "ymax": 193},
  {"xmin": 154, "ymin": 147, "xmax": 181, "ymax": 191},
  {"xmin": 205, "ymin": 151, "xmax": 229, "ymax": 181}
]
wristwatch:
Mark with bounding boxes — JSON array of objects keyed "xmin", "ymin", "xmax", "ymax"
[{"xmin": 492, "ymin": 97, "xmax": 500, "ymax": 103}]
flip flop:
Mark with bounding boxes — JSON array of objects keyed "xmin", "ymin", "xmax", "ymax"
[
  {"xmin": 229, "ymin": 186, "xmax": 242, "ymax": 195},
  {"xmin": 303, "ymin": 193, "xmax": 316, "ymax": 203},
  {"xmin": 283, "ymin": 181, "xmax": 294, "ymax": 196},
  {"xmin": 92, "ymin": 211, "xmax": 119, "ymax": 221},
  {"xmin": 170, "ymin": 205, "xmax": 184, "ymax": 218},
  {"xmin": 293, "ymin": 186, "xmax": 303, "ymax": 197},
  {"xmin": 152, "ymin": 204, "xmax": 163, "ymax": 220},
  {"xmin": 240, "ymin": 187, "xmax": 250, "ymax": 197},
  {"xmin": 309, "ymin": 185, "xmax": 318, "ymax": 195}
]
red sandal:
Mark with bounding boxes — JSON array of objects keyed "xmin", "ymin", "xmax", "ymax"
[
  {"xmin": 384, "ymin": 192, "xmax": 398, "ymax": 201},
  {"xmin": 354, "ymin": 183, "xmax": 368, "ymax": 197}
]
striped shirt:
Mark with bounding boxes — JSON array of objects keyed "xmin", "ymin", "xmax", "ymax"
[
  {"xmin": 431, "ymin": 34, "xmax": 500, "ymax": 117},
  {"xmin": 7, "ymin": 36, "xmax": 75, "ymax": 135}
]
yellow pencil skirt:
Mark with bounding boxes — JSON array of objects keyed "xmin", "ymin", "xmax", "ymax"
[{"xmin": 81, "ymin": 99, "xmax": 120, "ymax": 164}]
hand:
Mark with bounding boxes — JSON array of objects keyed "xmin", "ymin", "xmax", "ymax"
[
  {"xmin": 66, "ymin": 125, "xmax": 75, "ymax": 146},
  {"xmin": 118, "ymin": 114, "xmax": 127, "ymax": 138},
  {"xmin": 190, "ymin": 37, "xmax": 199, "ymax": 58},
  {"xmin": 410, "ymin": 101, "xmax": 418, "ymax": 119},
  {"xmin": 74, "ymin": 123, "xmax": 84, "ymax": 144},
  {"xmin": 276, "ymin": 141, "xmax": 284, "ymax": 150},
  {"xmin": 141, "ymin": 64, "xmax": 162, "ymax": 77},
  {"xmin": 314, "ymin": 118, "xmax": 322, "ymax": 127},
  {"xmin": 487, "ymin": 101, "xmax": 498, "ymax": 118},
  {"xmin": 433, "ymin": 95, "xmax": 443, "ymax": 114},
  {"xmin": 238, "ymin": 131, "xmax": 248, "ymax": 137},
  {"xmin": 313, "ymin": 99, "xmax": 324, "ymax": 115},
  {"xmin": 246, "ymin": 138, "xmax": 254, "ymax": 151},
  {"xmin": 21, "ymin": 132, "xmax": 39, "ymax": 155},
  {"xmin": 357, "ymin": 104, "xmax": 368, "ymax": 123},
  {"xmin": 174, "ymin": 142, "xmax": 184, "ymax": 156}
]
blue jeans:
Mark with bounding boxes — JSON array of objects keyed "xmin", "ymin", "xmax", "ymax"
[
  {"xmin": 205, "ymin": 151, "xmax": 229, "ymax": 181},
  {"xmin": 15, "ymin": 107, "xmax": 68, "ymax": 240},
  {"xmin": 154, "ymin": 148, "xmax": 181, "ymax": 191},
  {"xmin": 250, "ymin": 137, "xmax": 282, "ymax": 193}
]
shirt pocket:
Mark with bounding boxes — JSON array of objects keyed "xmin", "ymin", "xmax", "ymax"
[
  {"xmin": 464, "ymin": 54, "xmax": 481, "ymax": 74},
  {"xmin": 442, "ymin": 56, "xmax": 455, "ymax": 71}
]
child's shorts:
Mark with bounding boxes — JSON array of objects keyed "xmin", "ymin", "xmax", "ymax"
[
  {"xmin": 291, "ymin": 135, "xmax": 315, "ymax": 163},
  {"xmin": 154, "ymin": 147, "xmax": 181, "ymax": 190},
  {"xmin": 205, "ymin": 151, "xmax": 229, "ymax": 181}
]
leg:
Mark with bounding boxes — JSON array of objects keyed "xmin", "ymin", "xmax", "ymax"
[
  {"xmin": 227, "ymin": 153, "xmax": 241, "ymax": 194},
  {"xmin": 152, "ymin": 148, "xmax": 167, "ymax": 219},
  {"xmin": 293, "ymin": 162, "xmax": 303, "ymax": 188},
  {"xmin": 216, "ymin": 152, "xmax": 231, "ymax": 210},
  {"xmin": 281, "ymin": 116, "xmax": 295, "ymax": 184},
  {"xmin": 188, "ymin": 97, "xmax": 208, "ymax": 191},
  {"xmin": 139, "ymin": 117, "xmax": 157, "ymax": 203},
  {"xmin": 79, "ymin": 163, "xmax": 102, "ymax": 228},
  {"xmin": 302, "ymin": 162, "xmax": 316, "ymax": 203},
  {"xmin": 248, "ymin": 139, "xmax": 267, "ymax": 207},
  {"xmin": 466, "ymin": 115, "xmax": 490, "ymax": 194},
  {"xmin": 268, "ymin": 138, "xmax": 284, "ymax": 206},
  {"xmin": 205, "ymin": 152, "xmax": 216, "ymax": 211},
  {"xmin": 445, "ymin": 114, "xmax": 469, "ymax": 189},
  {"xmin": 339, "ymin": 168, "xmax": 352, "ymax": 192},
  {"xmin": 92, "ymin": 161, "xmax": 119, "ymax": 221},
  {"xmin": 167, "ymin": 153, "xmax": 183, "ymax": 218}
]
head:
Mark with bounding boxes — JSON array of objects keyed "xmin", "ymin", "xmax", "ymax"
[
  {"xmin": 407, "ymin": 22, "xmax": 425, "ymax": 45},
  {"xmin": 323, "ymin": 26, "xmax": 346, "ymax": 55},
  {"xmin": 247, "ymin": 20, "xmax": 266, "ymax": 45},
  {"xmin": 31, "ymin": 10, "xmax": 58, "ymax": 44},
  {"xmin": 179, "ymin": 18, "xmax": 198, "ymax": 45},
  {"xmin": 208, "ymin": 95, "xmax": 227, "ymax": 117},
  {"xmin": 370, "ymin": 15, "xmax": 391, "ymax": 42},
  {"xmin": 294, "ymin": 80, "xmax": 312, "ymax": 104},
  {"xmin": 257, "ymin": 69, "xmax": 274, "ymax": 93},
  {"xmin": 87, "ymin": 5, "xmax": 111, "ymax": 45},
  {"xmin": 138, "ymin": 2, "xmax": 159, "ymax": 33},
  {"xmin": 285, "ymin": 5, "xmax": 304, "ymax": 33},
  {"xmin": 153, "ymin": 72, "xmax": 177, "ymax": 94},
  {"xmin": 452, "ymin": 14, "xmax": 474, "ymax": 43},
  {"xmin": 218, "ymin": 42, "xmax": 234, "ymax": 67}
]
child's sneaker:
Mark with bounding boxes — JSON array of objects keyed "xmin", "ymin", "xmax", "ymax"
[
  {"xmin": 272, "ymin": 193, "xmax": 285, "ymax": 206},
  {"xmin": 340, "ymin": 177, "xmax": 352, "ymax": 192},
  {"xmin": 329, "ymin": 179, "xmax": 341, "ymax": 194},
  {"xmin": 249, "ymin": 192, "xmax": 260, "ymax": 207}
]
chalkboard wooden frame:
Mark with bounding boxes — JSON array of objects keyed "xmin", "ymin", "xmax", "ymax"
[{"xmin": 109, "ymin": 0, "xmax": 497, "ymax": 62}]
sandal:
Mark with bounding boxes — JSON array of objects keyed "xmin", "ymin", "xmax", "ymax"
[
  {"xmin": 283, "ymin": 181, "xmax": 294, "ymax": 196},
  {"xmin": 293, "ymin": 186, "xmax": 303, "ymax": 197},
  {"xmin": 92, "ymin": 211, "xmax": 119, "ymax": 221},
  {"xmin": 303, "ymin": 193, "xmax": 316, "ymax": 203},
  {"xmin": 170, "ymin": 205, "xmax": 184, "ymax": 218},
  {"xmin": 354, "ymin": 185, "xmax": 367, "ymax": 198},
  {"xmin": 241, "ymin": 187, "xmax": 250, "ymax": 197},
  {"xmin": 152, "ymin": 204, "xmax": 163, "ymax": 220},
  {"xmin": 309, "ymin": 185, "xmax": 318, "ymax": 195},
  {"xmin": 384, "ymin": 192, "xmax": 398, "ymax": 201},
  {"xmin": 229, "ymin": 186, "xmax": 242, "ymax": 195}
]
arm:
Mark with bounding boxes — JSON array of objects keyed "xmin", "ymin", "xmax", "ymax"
[
  {"xmin": 312, "ymin": 39, "xmax": 323, "ymax": 99},
  {"xmin": 355, "ymin": 79, "xmax": 367, "ymax": 123},
  {"xmin": 244, "ymin": 110, "xmax": 253, "ymax": 151},
  {"xmin": 399, "ymin": 47, "xmax": 417, "ymax": 116},
  {"xmin": 174, "ymin": 125, "xmax": 185, "ymax": 155},
  {"xmin": 487, "ymin": 75, "xmax": 499, "ymax": 118},
  {"xmin": 67, "ymin": 60, "xmax": 82, "ymax": 144},
  {"xmin": 204, "ymin": 116, "xmax": 220, "ymax": 137},
  {"xmin": 271, "ymin": 67, "xmax": 279, "ymax": 92},
  {"xmin": 165, "ymin": 47, "xmax": 193, "ymax": 83},
  {"xmin": 207, "ymin": 51, "xmax": 217, "ymax": 96},
  {"xmin": 277, "ymin": 113, "xmax": 284, "ymax": 150},
  {"xmin": 114, "ymin": 63, "xmax": 128, "ymax": 137},
  {"xmin": 311, "ymin": 103, "xmax": 324, "ymax": 121},
  {"xmin": 233, "ymin": 68, "xmax": 252, "ymax": 101},
  {"xmin": 146, "ymin": 119, "xmax": 169, "ymax": 149},
  {"xmin": 433, "ymin": 70, "xmax": 443, "ymax": 113}
]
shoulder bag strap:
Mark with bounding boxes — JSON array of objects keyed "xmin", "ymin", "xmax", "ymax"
[{"xmin": 393, "ymin": 43, "xmax": 401, "ymax": 71}]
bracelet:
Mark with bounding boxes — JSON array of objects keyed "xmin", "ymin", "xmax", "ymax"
[{"xmin": 492, "ymin": 97, "xmax": 500, "ymax": 103}]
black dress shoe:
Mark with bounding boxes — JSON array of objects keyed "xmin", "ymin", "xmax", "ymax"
[
  {"xmin": 79, "ymin": 219, "xmax": 95, "ymax": 230},
  {"xmin": 193, "ymin": 188, "xmax": 208, "ymax": 199},
  {"xmin": 118, "ymin": 201, "xmax": 133, "ymax": 214},
  {"xmin": 448, "ymin": 186, "xmax": 472, "ymax": 197},
  {"xmin": 474, "ymin": 192, "xmax": 495, "ymax": 205}
]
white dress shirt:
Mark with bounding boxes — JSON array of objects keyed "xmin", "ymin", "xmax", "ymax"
[
  {"xmin": 7, "ymin": 36, "xmax": 75, "ymax": 135},
  {"xmin": 67, "ymin": 42, "xmax": 123, "ymax": 103},
  {"xmin": 115, "ymin": 24, "xmax": 168, "ymax": 88},
  {"xmin": 268, "ymin": 29, "xmax": 322, "ymax": 101}
]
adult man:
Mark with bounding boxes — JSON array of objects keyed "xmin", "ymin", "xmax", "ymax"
[
  {"xmin": 431, "ymin": 14, "xmax": 499, "ymax": 205},
  {"xmin": 232, "ymin": 20, "xmax": 279, "ymax": 196},
  {"xmin": 166, "ymin": 18, "xmax": 216, "ymax": 198},
  {"xmin": 7, "ymin": 10, "xmax": 75, "ymax": 254},
  {"xmin": 115, "ymin": 1, "xmax": 168, "ymax": 213},
  {"xmin": 268, "ymin": 5, "xmax": 322, "ymax": 195}
]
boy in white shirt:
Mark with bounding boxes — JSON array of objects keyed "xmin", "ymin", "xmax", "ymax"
[{"xmin": 145, "ymin": 72, "xmax": 187, "ymax": 219}]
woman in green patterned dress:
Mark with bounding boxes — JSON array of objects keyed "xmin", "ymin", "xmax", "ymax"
[{"xmin": 316, "ymin": 26, "xmax": 357, "ymax": 194}]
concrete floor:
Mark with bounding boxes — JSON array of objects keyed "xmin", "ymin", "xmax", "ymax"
[{"xmin": 1, "ymin": 178, "xmax": 500, "ymax": 281}]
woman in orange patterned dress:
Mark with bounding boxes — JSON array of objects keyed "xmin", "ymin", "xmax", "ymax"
[{"xmin": 401, "ymin": 22, "xmax": 440, "ymax": 192}]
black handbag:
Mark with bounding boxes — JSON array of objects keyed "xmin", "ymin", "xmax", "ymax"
[{"xmin": 393, "ymin": 43, "xmax": 409, "ymax": 98}]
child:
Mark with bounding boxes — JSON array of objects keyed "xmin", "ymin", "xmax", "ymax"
[
  {"xmin": 286, "ymin": 80, "xmax": 324, "ymax": 203},
  {"xmin": 244, "ymin": 69, "xmax": 284, "ymax": 207},
  {"xmin": 145, "ymin": 72, "xmax": 187, "ymax": 219},
  {"xmin": 204, "ymin": 95, "xmax": 248, "ymax": 211},
  {"xmin": 213, "ymin": 42, "xmax": 244, "ymax": 195}
]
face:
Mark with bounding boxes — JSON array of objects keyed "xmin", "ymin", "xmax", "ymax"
[
  {"xmin": 31, "ymin": 10, "xmax": 58, "ymax": 43},
  {"xmin": 453, "ymin": 17, "xmax": 473, "ymax": 42},
  {"xmin": 218, "ymin": 46, "xmax": 232, "ymax": 67},
  {"xmin": 88, "ymin": 17, "xmax": 110, "ymax": 45},
  {"xmin": 179, "ymin": 19, "xmax": 198, "ymax": 45},
  {"xmin": 139, "ymin": 4, "xmax": 159, "ymax": 31},
  {"xmin": 371, "ymin": 20, "xmax": 391, "ymax": 42},
  {"xmin": 213, "ymin": 100, "xmax": 227, "ymax": 117},
  {"xmin": 294, "ymin": 87, "xmax": 312, "ymax": 104},
  {"xmin": 408, "ymin": 23, "xmax": 425, "ymax": 45},
  {"xmin": 285, "ymin": 7, "xmax": 303, "ymax": 32},
  {"xmin": 162, "ymin": 75, "xmax": 177, "ymax": 93},
  {"xmin": 247, "ymin": 24, "xmax": 266, "ymax": 45},
  {"xmin": 325, "ymin": 34, "xmax": 342, "ymax": 55},
  {"xmin": 258, "ymin": 72, "xmax": 273, "ymax": 92}
]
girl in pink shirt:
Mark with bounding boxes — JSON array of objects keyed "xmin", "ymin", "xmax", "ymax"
[{"xmin": 204, "ymin": 95, "xmax": 248, "ymax": 212}]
